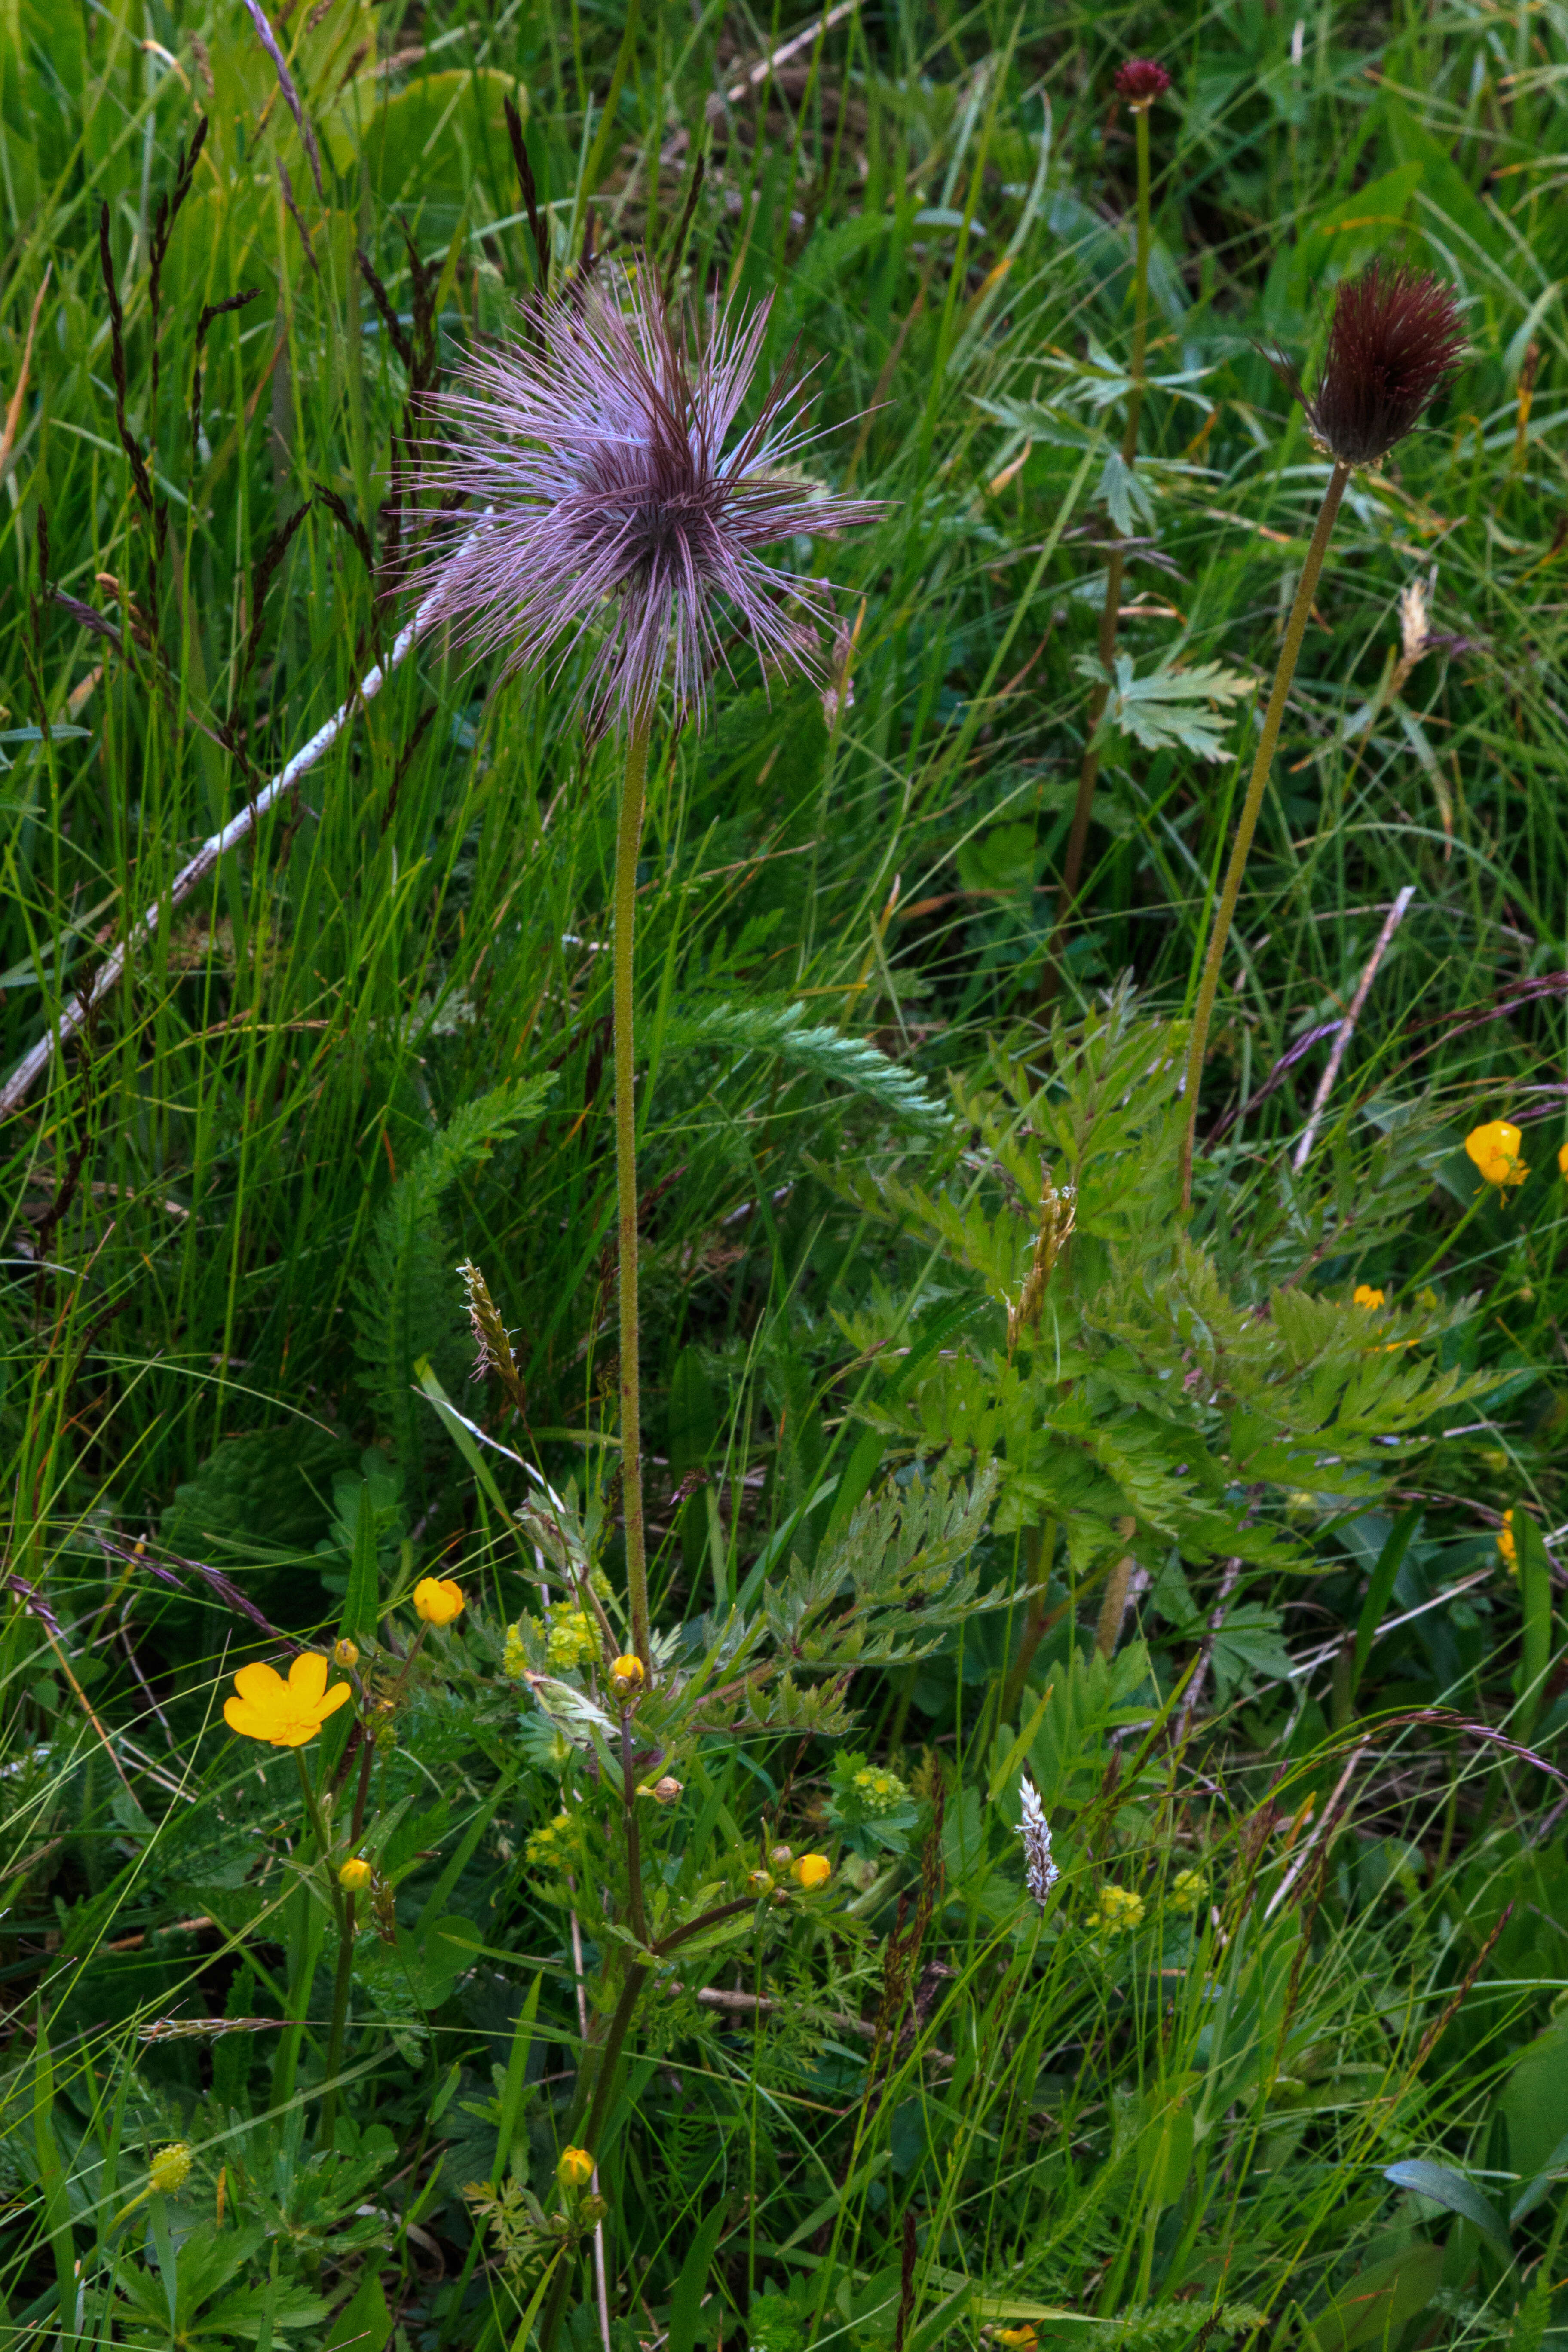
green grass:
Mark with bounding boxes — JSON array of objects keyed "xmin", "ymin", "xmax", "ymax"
[{"xmin": 2, "ymin": 0, "xmax": 1568, "ymax": 2348}]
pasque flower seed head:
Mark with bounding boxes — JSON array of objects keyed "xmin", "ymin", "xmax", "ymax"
[
  {"xmin": 410, "ymin": 263, "xmax": 879, "ymax": 728},
  {"xmin": 1114, "ymin": 57, "xmax": 1171, "ymax": 106},
  {"xmin": 1265, "ymin": 260, "xmax": 1467, "ymax": 470}
]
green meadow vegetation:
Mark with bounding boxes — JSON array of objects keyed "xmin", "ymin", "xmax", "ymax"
[{"xmin": 3, "ymin": 0, "xmax": 1568, "ymax": 2348}]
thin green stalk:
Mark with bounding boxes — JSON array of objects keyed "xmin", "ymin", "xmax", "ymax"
[
  {"xmin": 615, "ymin": 710, "xmax": 654, "ymax": 1675},
  {"xmin": 1179, "ymin": 459, "xmax": 1351, "ymax": 1208},
  {"xmin": 292, "ymin": 1748, "xmax": 351, "ymax": 2146},
  {"xmin": 1044, "ymin": 102, "xmax": 1153, "ymax": 1002}
]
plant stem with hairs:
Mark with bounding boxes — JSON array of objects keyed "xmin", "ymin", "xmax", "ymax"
[
  {"xmin": 1044, "ymin": 96, "xmax": 1155, "ymax": 1002},
  {"xmin": 292, "ymin": 1748, "xmax": 352, "ymax": 2144},
  {"xmin": 615, "ymin": 714, "xmax": 653, "ymax": 1676},
  {"xmin": 1178, "ymin": 459, "xmax": 1351, "ymax": 1208}
]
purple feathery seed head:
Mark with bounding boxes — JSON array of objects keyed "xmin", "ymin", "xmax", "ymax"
[
  {"xmin": 1268, "ymin": 261, "xmax": 1467, "ymax": 470},
  {"xmin": 409, "ymin": 263, "xmax": 881, "ymax": 728},
  {"xmin": 1114, "ymin": 57, "xmax": 1172, "ymax": 106}
]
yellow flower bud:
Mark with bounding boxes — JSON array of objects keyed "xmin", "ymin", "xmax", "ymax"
[
  {"xmin": 414, "ymin": 1577, "xmax": 465, "ymax": 1626},
  {"xmin": 332, "ymin": 1638, "xmax": 360, "ymax": 1668},
  {"xmin": 557, "ymin": 2145, "xmax": 595, "ymax": 2190},
  {"xmin": 609, "ymin": 1654, "xmax": 646, "ymax": 1699},
  {"xmin": 635, "ymin": 1775, "xmax": 682, "ymax": 1803},
  {"xmin": 338, "ymin": 1858, "xmax": 373, "ymax": 1893},
  {"xmin": 791, "ymin": 1853, "xmax": 831, "ymax": 1891},
  {"xmin": 1464, "ymin": 1119, "xmax": 1527, "ymax": 1188},
  {"xmin": 150, "ymin": 2143, "xmax": 192, "ymax": 2195},
  {"xmin": 747, "ymin": 1870, "xmax": 775, "ymax": 1896}
]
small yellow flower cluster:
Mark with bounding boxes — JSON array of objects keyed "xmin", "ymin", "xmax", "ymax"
[
  {"xmin": 545, "ymin": 1610, "xmax": 598, "ymax": 1673},
  {"xmin": 1498, "ymin": 1510, "xmax": 1518, "ymax": 1577},
  {"xmin": 1090, "ymin": 1885, "xmax": 1145, "ymax": 1937},
  {"xmin": 1352, "ymin": 1284, "xmax": 1385, "ymax": 1311},
  {"xmin": 502, "ymin": 1623, "xmax": 528, "ymax": 1681},
  {"xmin": 1169, "ymin": 1869, "xmax": 1207, "ymax": 1915},
  {"xmin": 851, "ymin": 1764, "xmax": 908, "ymax": 1815},
  {"xmin": 1465, "ymin": 1120, "xmax": 1527, "ymax": 1187},
  {"xmin": 525, "ymin": 1814, "xmax": 579, "ymax": 1873}
]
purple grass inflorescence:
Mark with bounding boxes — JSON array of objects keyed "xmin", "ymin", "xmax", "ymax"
[
  {"xmin": 409, "ymin": 263, "xmax": 879, "ymax": 729},
  {"xmin": 1267, "ymin": 260, "xmax": 1467, "ymax": 470}
]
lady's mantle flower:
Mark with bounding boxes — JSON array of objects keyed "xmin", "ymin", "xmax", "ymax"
[
  {"xmin": 1090, "ymin": 1884, "xmax": 1145, "ymax": 1937},
  {"xmin": 224, "ymin": 1653, "xmax": 351, "ymax": 1748},
  {"xmin": 1498, "ymin": 1510, "xmax": 1518, "ymax": 1576},
  {"xmin": 851, "ymin": 1764, "xmax": 908, "ymax": 1815},
  {"xmin": 1169, "ymin": 1868, "xmax": 1207, "ymax": 1915},
  {"xmin": 1353, "ymin": 1283, "xmax": 1386, "ymax": 1311},
  {"xmin": 1017, "ymin": 1773, "xmax": 1059, "ymax": 1908},
  {"xmin": 414, "ymin": 1577, "xmax": 465, "ymax": 1626},
  {"xmin": 1114, "ymin": 58, "xmax": 1171, "ymax": 106},
  {"xmin": 1466, "ymin": 1119, "xmax": 1527, "ymax": 1187},
  {"xmin": 545, "ymin": 1608, "xmax": 597, "ymax": 1672},
  {"xmin": 413, "ymin": 265, "xmax": 880, "ymax": 726},
  {"xmin": 526, "ymin": 1814, "xmax": 579, "ymax": 1873},
  {"xmin": 1267, "ymin": 261, "xmax": 1466, "ymax": 471}
]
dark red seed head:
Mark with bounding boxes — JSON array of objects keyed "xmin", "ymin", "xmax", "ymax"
[
  {"xmin": 1269, "ymin": 261, "xmax": 1468, "ymax": 470},
  {"xmin": 1114, "ymin": 58, "xmax": 1172, "ymax": 106}
]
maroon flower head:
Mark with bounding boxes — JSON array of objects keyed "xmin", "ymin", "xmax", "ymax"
[
  {"xmin": 408, "ymin": 264, "xmax": 879, "ymax": 728},
  {"xmin": 1114, "ymin": 58, "xmax": 1172, "ymax": 106},
  {"xmin": 1270, "ymin": 261, "xmax": 1467, "ymax": 470}
]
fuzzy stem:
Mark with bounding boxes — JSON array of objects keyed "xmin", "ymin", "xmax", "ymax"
[
  {"xmin": 292, "ymin": 1748, "xmax": 350, "ymax": 2146},
  {"xmin": 1043, "ymin": 102, "xmax": 1153, "ymax": 1004},
  {"xmin": 615, "ymin": 711, "xmax": 654, "ymax": 1675},
  {"xmin": 1179, "ymin": 459, "xmax": 1351, "ymax": 1209}
]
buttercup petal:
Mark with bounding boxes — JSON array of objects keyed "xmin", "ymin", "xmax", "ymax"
[
  {"xmin": 317, "ymin": 1680, "xmax": 352, "ymax": 1720},
  {"xmin": 289, "ymin": 1651, "xmax": 329, "ymax": 1703},
  {"xmin": 224, "ymin": 1698, "xmax": 274, "ymax": 1737},
  {"xmin": 233, "ymin": 1662, "xmax": 286, "ymax": 1703}
]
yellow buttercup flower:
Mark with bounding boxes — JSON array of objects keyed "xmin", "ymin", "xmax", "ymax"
[
  {"xmin": 414, "ymin": 1577, "xmax": 465, "ymax": 1626},
  {"xmin": 1558, "ymin": 1139, "xmax": 1568, "ymax": 1180},
  {"xmin": 791, "ymin": 1853, "xmax": 831, "ymax": 1890},
  {"xmin": 338, "ymin": 1858, "xmax": 373, "ymax": 1893},
  {"xmin": 150, "ymin": 2143, "xmax": 193, "ymax": 2195},
  {"xmin": 1465, "ymin": 1119, "xmax": 1527, "ymax": 1187},
  {"xmin": 1352, "ymin": 1284, "xmax": 1385, "ymax": 1311},
  {"xmin": 1498, "ymin": 1510, "xmax": 1518, "ymax": 1577},
  {"xmin": 557, "ymin": 2146, "xmax": 595, "ymax": 2190},
  {"xmin": 997, "ymin": 2330, "xmax": 1039, "ymax": 2351},
  {"xmin": 224, "ymin": 1654, "xmax": 351, "ymax": 1749},
  {"xmin": 609, "ymin": 1654, "xmax": 646, "ymax": 1699}
]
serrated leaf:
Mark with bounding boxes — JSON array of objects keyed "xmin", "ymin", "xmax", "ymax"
[{"xmin": 1081, "ymin": 652, "xmax": 1256, "ymax": 763}]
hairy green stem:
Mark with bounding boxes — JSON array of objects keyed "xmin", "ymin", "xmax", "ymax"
[
  {"xmin": 616, "ymin": 711, "xmax": 653, "ymax": 1675},
  {"xmin": 292, "ymin": 1748, "xmax": 351, "ymax": 2145},
  {"xmin": 1179, "ymin": 459, "xmax": 1351, "ymax": 1208},
  {"xmin": 1044, "ymin": 102, "xmax": 1153, "ymax": 1004}
]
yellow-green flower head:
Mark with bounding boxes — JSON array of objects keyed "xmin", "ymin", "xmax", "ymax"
[
  {"xmin": 609, "ymin": 1654, "xmax": 646, "ymax": 1700},
  {"xmin": 415, "ymin": 1577, "xmax": 465, "ymax": 1626},
  {"xmin": 150, "ymin": 2143, "xmax": 193, "ymax": 2195},
  {"xmin": 224, "ymin": 1654, "xmax": 351, "ymax": 1749},
  {"xmin": 1090, "ymin": 1885, "xmax": 1145, "ymax": 1936},
  {"xmin": 1352, "ymin": 1284, "xmax": 1385, "ymax": 1311},
  {"xmin": 1169, "ymin": 1869, "xmax": 1207, "ymax": 1915},
  {"xmin": 1498, "ymin": 1509, "xmax": 1518, "ymax": 1577},
  {"xmin": 526, "ymin": 1814, "xmax": 578, "ymax": 1872},
  {"xmin": 850, "ymin": 1764, "xmax": 908, "ymax": 1816},
  {"xmin": 502, "ymin": 1622, "xmax": 528, "ymax": 1681},
  {"xmin": 338, "ymin": 1857, "xmax": 373, "ymax": 1893},
  {"xmin": 791, "ymin": 1853, "xmax": 831, "ymax": 1890},
  {"xmin": 1465, "ymin": 1119, "xmax": 1527, "ymax": 1188},
  {"xmin": 545, "ymin": 1609, "xmax": 597, "ymax": 1672},
  {"xmin": 557, "ymin": 2145, "xmax": 594, "ymax": 2190}
]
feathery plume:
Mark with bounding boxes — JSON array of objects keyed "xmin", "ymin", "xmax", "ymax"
[
  {"xmin": 408, "ymin": 263, "xmax": 879, "ymax": 727},
  {"xmin": 1266, "ymin": 261, "xmax": 1467, "ymax": 471},
  {"xmin": 1017, "ymin": 1773, "xmax": 1059, "ymax": 1908},
  {"xmin": 1114, "ymin": 58, "xmax": 1171, "ymax": 107}
]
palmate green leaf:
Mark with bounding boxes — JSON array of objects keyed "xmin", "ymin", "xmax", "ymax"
[{"xmin": 1078, "ymin": 651, "xmax": 1255, "ymax": 762}]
